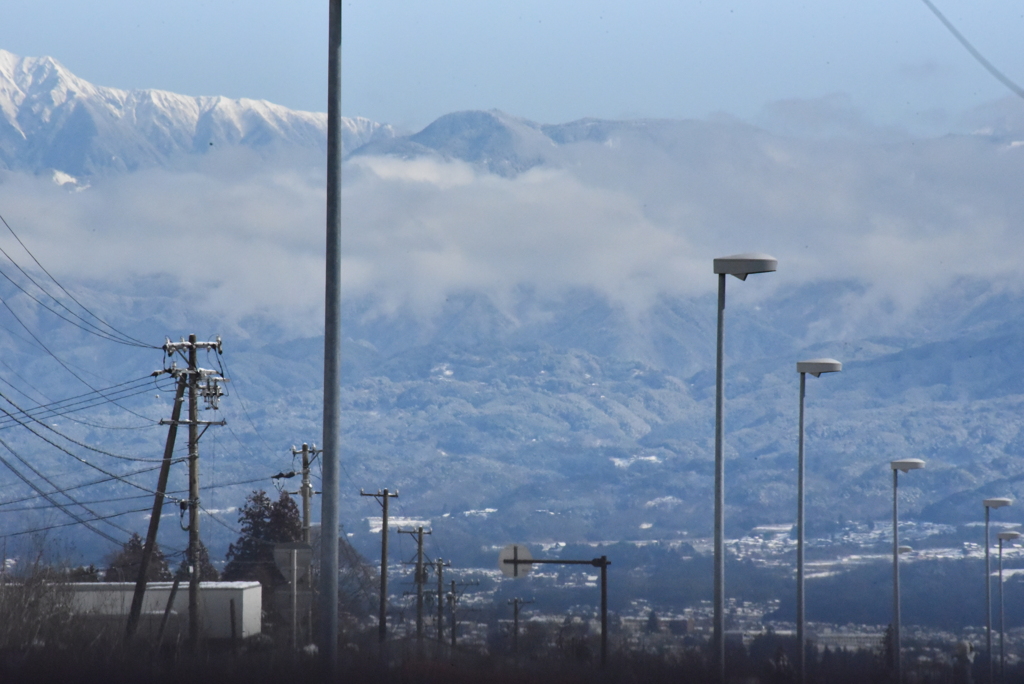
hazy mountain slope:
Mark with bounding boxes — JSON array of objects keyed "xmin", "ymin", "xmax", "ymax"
[{"xmin": 2, "ymin": 50, "xmax": 1024, "ymax": 574}]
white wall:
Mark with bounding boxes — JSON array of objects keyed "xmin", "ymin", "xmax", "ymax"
[{"xmin": 67, "ymin": 581, "xmax": 262, "ymax": 639}]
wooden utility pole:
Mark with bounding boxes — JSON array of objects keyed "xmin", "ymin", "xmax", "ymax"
[
  {"xmin": 446, "ymin": 578, "xmax": 478, "ymax": 652},
  {"xmin": 435, "ymin": 558, "xmax": 446, "ymax": 647},
  {"xmin": 398, "ymin": 526, "xmax": 431, "ymax": 648},
  {"xmin": 449, "ymin": 580, "xmax": 456, "ymax": 649},
  {"xmin": 361, "ymin": 488, "xmax": 398, "ymax": 650},
  {"xmin": 125, "ymin": 373, "xmax": 186, "ymax": 642},
  {"xmin": 508, "ymin": 597, "xmax": 534, "ymax": 658}
]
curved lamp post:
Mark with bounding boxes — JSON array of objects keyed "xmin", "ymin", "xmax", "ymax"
[
  {"xmin": 795, "ymin": 358, "xmax": 842, "ymax": 684},
  {"xmin": 998, "ymin": 530, "xmax": 1021, "ymax": 681},
  {"xmin": 985, "ymin": 498, "xmax": 1013, "ymax": 683},
  {"xmin": 891, "ymin": 458, "xmax": 925, "ymax": 684},
  {"xmin": 712, "ymin": 253, "xmax": 777, "ymax": 682}
]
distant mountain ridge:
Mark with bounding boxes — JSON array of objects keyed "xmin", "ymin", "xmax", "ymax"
[
  {"xmin": 4, "ymin": 46, "xmax": 1024, "ymax": 569},
  {"xmin": 0, "ymin": 49, "xmax": 395, "ymax": 176},
  {"xmin": 350, "ymin": 109, "xmax": 740, "ymax": 177}
]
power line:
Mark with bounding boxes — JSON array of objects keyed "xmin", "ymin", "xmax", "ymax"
[
  {"xmin": 0, "ymin": 389, "xmax": 175, "ymax": 463},
  {"xmin": 0, "ymin": 211, "xmax": 156, "ymax": 348},
  {"xmin": 919, "ymin": 0, "xmax": 1024, "ymax": 100},
  {"xmin": 0, "ymin": 490, "xmax": 180, "ymax": 513},
  {"xmin": 0, "ymin": 473, "xmax": 286, "ymax": 512},
  {"xmin": 218, "ymin": 356, "xmax": 276, "ymax": 455},
  {"xmin": 0, "ymin": 296, "xmax": 157, "ymax": 423},
  {"xmin": 0, "ymin": 375, "xmax": 171, "ymax": 432},
  {"xmin": 0, "ymin": 266, "xmax": 146, "ymax": 347},
  {"xmin": 0, "ymin": 437, "xmax": 123, "ymax": 545},
  {"xmin": 0, "ymin": 506, "xmax": 154, "ymax": 541},
  {"xmin": 0, "ymin": 463, "xmax": 166, "ymax": 508},
  {"xmin": 200, "ymin": 505, "xmax": 241, "ymax": 536},
  {"xmin": 0, "ymin": 433, "xmax": 141, "ymax": 540},
  {"xmin": 0, "ymin": 399, "xmax": 182, "ymax": 494}
]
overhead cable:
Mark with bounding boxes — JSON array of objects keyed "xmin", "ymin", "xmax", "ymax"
[
  {"xmin": 919, "ymin": 0, "xmax": 1024, "ymax": 100},
  {"xmin": 0, "ymin": 211, "xmax": 156, "ymax": 348}
]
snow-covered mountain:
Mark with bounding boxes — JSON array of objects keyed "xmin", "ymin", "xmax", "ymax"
[
  {"xmin": 3, "ymin": 46, "xmax": 1024, "ymax": 573},
  {"xmin": 0, "ymin": 49, "xmax": 395, "ymax": 175}
]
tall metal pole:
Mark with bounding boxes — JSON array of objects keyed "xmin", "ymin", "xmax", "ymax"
[
  {"xmin": 188, "ymin": 333, "xmax": 201, "ymax": 650},
  {"xmin": 713, "ymin": 272, "xmax": 727, "ymax": 682},
  {"xmin": 893, "ymin": 469, "xmax": 901, "ymax": 684},
  {"xmin": 987, "ymin": 505, "xmax": 994, "ymax": 684},
  {"xmin": 320, "ymin": 0, "xmax": 342, "ymax": 671},
  {"xmin": 797, "ymin": 371, "xmax": 807, "ymax": 684}
]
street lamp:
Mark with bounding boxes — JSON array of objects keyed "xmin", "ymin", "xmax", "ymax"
[
  {"xmin": 795, "ymin": 358, "xmax": 842, "ymax": 684},
  {"xmin": 998, "ymin": 530, "xmax": 1021, "ymax": 681},
  {"xmin": 890, "ymin": 458, "xmax": 925, "ymax": 684},
  {"xmin": 712, "ymin": 253, "xmax": 777, "ymax": 682},
  {"xmin": 985, "ymin": 497, "xmax": 1013, "ymax": 683}
]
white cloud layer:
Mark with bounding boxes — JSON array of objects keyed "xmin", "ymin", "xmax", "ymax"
[
  {"xmin": 1, "ymin": 119, "xmax": 1022, "ymax": 341},
  {"xmin": 341, "ymin": 124, "xmax": 1024, "ymax": 333},
  {"xmin": 0, "ymin": 150, "xmax": 327, "ymax": 333}
]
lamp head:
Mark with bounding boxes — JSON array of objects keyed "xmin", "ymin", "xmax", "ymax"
[
  {"xmin": 713, "ymin": 253, "xmax": 778, "ymax": 281},
  {"xmin": 797, "ymin": 358, "xmax": 843, "ymax": 377},
  {"xmin": 898, "ymin": 545, "xmax": 913, "ymax": 554},
  {"xmin": 984, "ymin": 497, "xmax": 1013, "ymax": 510},
  {"xmin": 890, "ymin": 459, "xmax": 925, "ymax": 473},
  {"xmin": 998, "ymin": 531, "xmax": 1021, "ymax": 541}
]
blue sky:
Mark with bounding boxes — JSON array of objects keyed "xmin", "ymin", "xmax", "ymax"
[{"xmin": 1, "ymin": 0, "xmax": 1022, "ymax": 133}]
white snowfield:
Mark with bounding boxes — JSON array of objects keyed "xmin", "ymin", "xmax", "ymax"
[{"xmin": 0, "ymin": 49, "xmax": 393, "ymax": 174}]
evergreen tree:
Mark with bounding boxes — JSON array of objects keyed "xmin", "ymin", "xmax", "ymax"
[
  {"xmin": 104, "ymin": 532, "xmax": 171, "ymax": 582},
  {"xmin": 222, "ymin": 490, "xmax": 301, "ymax": 586}
]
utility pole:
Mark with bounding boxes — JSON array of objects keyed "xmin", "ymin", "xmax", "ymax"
[
  {"xmin": 161, "ymin": 335, "xmax": 226, "ymax": 649},
  {"xmin": 446, "ymin": 578, "xmax": 479, "ymax": 652},
  {"xmin": 434, "ymin": 558, "xmax": 450, "ymax": 648},
  {"xmin": 275, "ymin": 443, "xmax": 321, "ymax": 647},
  {"xmin": 291, "ymin": 443, "xmax": 321, "ymax": 544},
  {"xmin": 125, "ymin": 372, "xmax": 186, "ymax": 642},
  {"xmin": 295, "ymin": 443, "xmax": 318, "ymax": 643},
  {"xmin": 449, "ymin": 580, "xmax": 457, "ymax": 649},
  {"xmin": 398, "ymin": 526, "xmax": 432, "ymax": 650},
  {"xmin": 361, "ymin": 488, "xmax": 398, "ymax": 653},
  {"xmin": 508, "ymin": 598, "xmax": 534, "ymax": 659}
]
